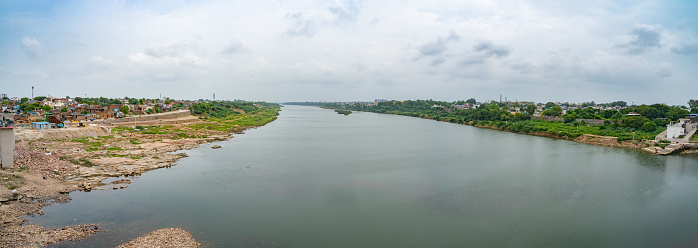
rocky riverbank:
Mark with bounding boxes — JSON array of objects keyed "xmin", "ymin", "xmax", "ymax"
[
  {"xmin": 0, "ymin": 108, "xmax": 279, "ymax": 246},
  {"xmin": 117, "ymin": 228, "xmax": 200, "ymax": 248}
]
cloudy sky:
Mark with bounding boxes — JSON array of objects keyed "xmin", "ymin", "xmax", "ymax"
[{"xmin": 1, "ymin": 0, "xmax": 696, "ymax": 105}]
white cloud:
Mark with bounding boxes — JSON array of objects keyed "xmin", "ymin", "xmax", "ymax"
[
  {"xmin": 328, "ymin": 0, "xmax": 362, "ymax": 23},
  {"xmin": 33, "ymin": 68, "xmax": 48, "ymax": 79},
  {"xmin": 285, "ymin": 12, "xmax": 318, "ymax": 37},
  {"xmin": 21, "ymin": 37, "xmax": 45, "ymax": 59},
  {"xmin": 222, "ymin": 37, "xmax": 249, "ymax": 54}
]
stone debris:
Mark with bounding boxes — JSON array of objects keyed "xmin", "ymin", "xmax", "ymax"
[
  {"xmin": 211, "ymin": 145, "xmax": 222, "ymax": 149},
  {"xmin": 0, "ymin": 224, "xmax": 100, "ymax": 247},
  {"xmin": 13, "ymin": 141, "xmax": 78, "ymax": 179},
  {"xmin": 117, "ymin": 228, "xmax": 201, "ymax": 248}
]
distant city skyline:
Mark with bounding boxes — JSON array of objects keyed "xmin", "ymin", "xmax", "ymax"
[{"xmin": 1, "ymin": 1, "xmax": 697, "ymax": 105}]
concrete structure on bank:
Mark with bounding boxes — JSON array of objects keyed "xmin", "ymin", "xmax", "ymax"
[
  {"xmin": 0, "ymin": 127, "xmax": 14, "ymax": 168},
  {"xmin": 667, "ymin": 122, "xmax": 685, "ymax": 139}
]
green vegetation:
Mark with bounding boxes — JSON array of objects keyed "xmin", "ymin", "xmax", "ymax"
[
  {"xmin": 71, "ymin": 137, "xmax": 104, "ymax": 150},
  {"xmin": 190, "ymin": 101, "xmax": 281, "ymax": 132},
  {"xmin": 190, "ymin": 101, "xmax": 258, "ymax": 118},
  {"xmin": 112, "ymin": 126, "xmax": 134, "ymax": 133},
  {"xmin": 1, "ymin": 174, "xmax": 24, "ymax": 190},
  {"xmin": 68, "ymin": 157, "xmax": 94, "ymax": 167},
  {"xmin": 315, "ymin": 99, "xmax": 679, "ymax": 142},
  {"xmin": 335, "ymin": 109, "xmax": 352, "ymax": 115}
]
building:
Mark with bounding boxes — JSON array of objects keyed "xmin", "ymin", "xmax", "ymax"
[{"xmin": 31, "ymin": 121, "xmax": 51, "ymax": 130}]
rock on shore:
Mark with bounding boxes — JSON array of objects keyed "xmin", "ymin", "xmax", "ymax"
[{"xmin": 117, "ymin": 228, "xmax": 200, "ymax": 248}]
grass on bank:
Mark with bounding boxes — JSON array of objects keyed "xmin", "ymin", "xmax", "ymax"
[{"xmin": 190, "ymin": 104, "xmax": 280, "ymax": 133}]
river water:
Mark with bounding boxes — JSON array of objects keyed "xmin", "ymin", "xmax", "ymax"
[{"xmin": 32, "ymin": 105, "xmax": 698, "ymax": 247}]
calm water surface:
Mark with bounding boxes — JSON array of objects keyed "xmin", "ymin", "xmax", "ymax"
[{"xmin": 32, "ymin": 105, "xmax": 698, "ymax": 247}]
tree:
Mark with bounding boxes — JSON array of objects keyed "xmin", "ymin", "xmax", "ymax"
[
  {"xmin": 689, "ymin": 100, "xmax": 698, "ymax": 113},
  {"xmin": 465, "ymin": 98, "xmax": 476, "ymax": 105},
  {"xmin": 611, "ymin": 101, "xmax": 627, "ymax": 108},
  {"xmin": 542, "ymin": 106, "xmax": 562, "ymax": 116},
  {"xmin": 165, "ymin": 99, "xmax": 172, "ymax": 104},
  {"xmin": 525, "ymin": 104, "xmax": 536, "ymax": 116},
  {"xmin": 545, "ymin": 102, "xmax": 556, "ymax": 109},
  {"xmin": 120, "ymin": 105, "xmax": 129, "ymax": 114},
  {"xmin": 640, "ymin": 121, "xmax": 657, "ymax": 132},
  {"xmin": 634, "ymin": 105, "xmax": 650, "ymax": 116},
  {"xmin": 109, "ymin": 99, "xmax": 122, "ymax": 105},
  {"xmin": 20, "ymin": 97, "xmax": 29, "ymax": 104},
  {"xmin": 80, "ymin": 111, "xmax": 89, "ymax": 115},
  {"xmin": 138, "ymin": 99, "xmax": 144, "ymax": 104},
  {"xmin": 624, "ymin": 116, "xmax": 649, "ymax": 129},
  {"xmin": 34, "ymin": 96, "xmax": 47, "ymax": 101},
  {"xmin": 61, "ymin": 107, "xmax": 68, "ymax": 112},
  {"xmin": 128, "ymin": 98, "xmax": 139, "ymax": 104},
  {"xmin": 42, "ymin": 105, "xmax": 51, "ymax": 111}
]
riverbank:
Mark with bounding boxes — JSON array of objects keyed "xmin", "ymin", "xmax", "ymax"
[
  {"xmin": 0, "ymin": 105, "xmax": 280, "ymax": 246},
  {"xmin": 467, "ymin": 122, "xmax": 655, "ymax": 149},
  {"xmin": 322, "ymin": 106, "xmax": 696, "ymax": 155},
  {"xmin": 464, "ymin": 120, "xmax": 698, "ymax": 155}
]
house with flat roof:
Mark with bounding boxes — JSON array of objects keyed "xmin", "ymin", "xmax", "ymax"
[{"xmin": 31, "ymin": 121, "xmax": 50, "ymax": 130}]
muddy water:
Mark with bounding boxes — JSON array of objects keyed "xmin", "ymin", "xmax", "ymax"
[{"xmin": 33, "ymin": 105, "xmax": 698, "ymax": 247}]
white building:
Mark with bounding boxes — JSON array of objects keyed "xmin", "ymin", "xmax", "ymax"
[{"xmin": 667, "ymin": 121, "xmax": 686, "ymax": 139}]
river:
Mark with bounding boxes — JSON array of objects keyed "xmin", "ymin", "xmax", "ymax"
[{"xmin": 32, "ymin": 105, "xmax": 698, "ymax": 247}]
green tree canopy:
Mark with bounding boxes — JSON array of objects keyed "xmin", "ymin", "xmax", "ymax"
[
  {"xmin": 542, "ymin": 106, "xmax": 562, "ymax": 116},
  {"xmin": 640, "ymin": 121, "xmax": 657, "ymax": 132},
  {"xmin": 120, "ymin": 105, "xmax": 129, "ymax": 114},
  {"xmin": 525, "ymin": 104, "xmax": 536, "ymax": 116}
]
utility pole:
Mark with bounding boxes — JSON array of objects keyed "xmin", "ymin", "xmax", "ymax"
[
  {"xmin": 31, "ymin": 86, "xmax": 34, "ymax": 100},
  {"xmin": 213, "ymin": 93, "xmax": 215, "ymax": 102}
]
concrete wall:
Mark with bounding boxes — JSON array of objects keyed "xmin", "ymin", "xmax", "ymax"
[
  {"xmin": 531, "ymin": 116, "xmax": 564, "ymax": 122},
  {"xmin": 667, "ymin": 125, "xmax": 685, "ymax": 139},
  {"xmin": 575, "ymin": 119, "xmax": 608, "ymax": 125},
  {"xmin": 108, "ymin": 110, "xmax": 191, "ymax": 124},
  {"xmin": 0, "ymin": 127, "xmax": 14, "ymax": 168}
]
